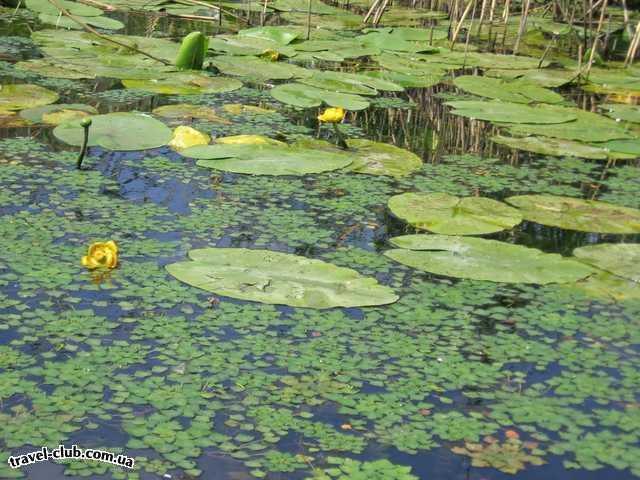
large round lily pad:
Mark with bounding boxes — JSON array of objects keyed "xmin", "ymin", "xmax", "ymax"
[
  {"xmin": 505, "ymin": 106, "xmax": 633, "ymax": 142},
  {"xmin": 182, "ymin": 136, "xmax": 353, "ymax": 175},
  {"xmin": 601, "ymin": 104, "xmax": 640, "ymax": 124},
  {"xmin": 505, "ymin": 195, "xmax": 640, "ymax": 234},
  {"xmin": 385, "ymin": 235, "xmax": 594, "ymax": 284},
  {"xmin": 388, "ymin": 192, "xmax": 522, "ymax": 235},
  {"xmin": 445, "ymin": 101, "xmax": 577, "ymax": 124},
  {"xmin": 122, "ymin": 73, "xmax": 242, "ymax": 95},
  {"xmin": 492, "ymin": 135, "xmax": 610, "ymax": 160},
  {"xmin": 53, "ymin": 112, "xmax": 172, "ymax": 151},
  {"xmin": 573, "ymin": 243, "xmax": 640, "ymax": 283},
  {"xmin": 453, "ymin": 76, "xmax": 564, "ymax": 104},
  {"xmin": 210, "ymin": 55, "xmax": 311, "ymax": 81},
  {"xmin": 166, "ymin": 248, "xmax": 399, "ymax": 308},
  {"xmin": 270, "ymin": 83, "xmax": 370, "ymax": 110},
  {"xmin": 0, "ymin": 84, "xmax": 59, "ymax": 112},
  {"xmin": 346, "ymin": 139, "xmax": 422, "ymax": 177}
]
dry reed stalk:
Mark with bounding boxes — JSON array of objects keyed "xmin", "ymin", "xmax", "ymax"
[
  {"xmin": 584, "ymin": 0, "xmax": 608, "ymax": 80},
  {"xmin": 450, "ymin": 0, "xmax": 475, "ymax": 47},
  {"xmin": 372, "ymin": 0, "xmax": 389, "ymax": 25},
  {"xmin": 625, "ymin": 21, "xmax": 640, "ymax": 67},
  {"xmin": 513, "ymin": 0, "xmax": 530, "ymax": 55}
]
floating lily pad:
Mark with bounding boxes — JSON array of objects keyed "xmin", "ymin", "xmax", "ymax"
[
  {"xmin": 446, "ymin": 101, "xmax": 577, "ymax": 124},
  {"xmin": 346, "ymin": 139, "xmax": 422, "ymax": 177},
  {"xmin": 123, "ymin": 73, "xmax": 242, "ymax": 95},
  {"xmin": 166, "ymin": 248, "xmax": 398, "ymax": 308},
  {"xmin": 385, "ymin": 235, "xmax": 594, "ymax": 284},
  {"xmin": 568, "ymin": 272, "xmax": 640, "ymax": 302},
  {"xmin": 600, "ymin": 104, "xmax": 640, "ymax": 123},
  {"xmin": 492, "ymin": 135, "xmax": 610, "ymax": 160},
  {"xmin": 388, "ymin": 193, "xmax": 522, "ymax": 235},
  {"xmin": 270, "ymin": 83, "xmax": 370, "ymax": 110},
  {"xmin": 453, "ymin": 76, "xmax": 564, "ymax": 104},
  {"xmin": 505, "ymin": 106, "xmax": 633, "ymax": 142},
  {"xmin": 210, "ymin": 55, "xmax": 311, "ymax": 81},
  {"xmin": 26, "ymin": 0, "xmax": 102, "ymax": 17},
  {"xmin": 19, "ymin": 104, "xmax": 98, "ymax": 125},
  {"xmin": 592, "ymin": 139, "xmax": 640, "ymax": 158},
  {"xmin": 363, "ymin": 70, "xmax": 441, "ymax": 88},
  {"xmin": 573, "ymin": 243, "xmax": 640, "ymax": 282},
  {"xmin": 0, "ymin": 84, "xmax": 59, "ymax": 111},
  {"xmin": 300, "ymin": 71, "xmax": 403, "ymax": 95},
  {"xmin": 182, "ymin": 137, "xmax": 353, "ymax": 175},
  {"xmin": 505, "ymin": 195, "xmax": 640, "ymax": 234},
  {"xmin": 38, "ymin": 12, "xmax": 124, "ymax": 30},
  {"xmin": 152, "ymin": 104, "xmax": 231, "ymax": 124},
  {"xmin": 53, "ymin": 112, "xmax": 172, "ymax": 151},
  {"xmin": 485, "ymin": 68, "xmax": 578, "ymax": 88}
]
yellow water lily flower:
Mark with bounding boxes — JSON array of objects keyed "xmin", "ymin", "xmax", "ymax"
[
  {"xmin": 262, "ymin": 49, "xmax": 280, "ymax": 61},
  {"xmin": 317, "ymin": 107, "xmax": 345, "ymax": 123},
  {"xmin": 168, "ymin": 126, "xmax": 210, "ymax": 152},
  {"xmin": 81, "ymin": 241, "xmax": 118, "ymax": 270}
]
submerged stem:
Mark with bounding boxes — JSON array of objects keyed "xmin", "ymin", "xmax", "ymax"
[
  {"xmin": 332, "ymin": 123, "xmax": 348, "ymax": 150},
  {"xmin": 76, "ymin": 118, "xmax": 92, "ymax": 170}
]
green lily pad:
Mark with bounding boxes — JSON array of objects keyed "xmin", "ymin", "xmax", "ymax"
[
  {"xmin": 568, "ymin": 272, "xmax": 640, "ymax": 302},
  {"xmin": 53, "ymin": 112, "xmax": 172, "ymax": 151},
  {"xmin": 19, "ymin": 104, "xmax": 98, "ymax": 124},
  {"xmin": 592, "ymin": 139, "xmax": 640, "ymax": 158},
  {"xmin": 346, "ymin": 139, "xmax": 422, "ymax": 177},
  {"xmin": 300, "ymin": 71, "xmax": 379, "ymax": 96},
  {"xmin": 166, "ymin": 248, "xmax": 399, "ymax": 308},
  {"xmin": 210, "ymin": 55, "xmax": 311, "ymax": 81},
  {"xmin": 182, "ymin": 137, "xmax": 353, "ymax": 175},
  {"xmin": 26, "ymin": 0, "xmax": 102, "ymax": 17},
  {"xmin": 209, "ymin": 35, "xmax": 296, "ymax": 57},
  {"xmin": 38, "ymin": 12, "xmax": 124, "ymax": 30},
  {"xmin": 0, "ymin": 84, "xmax": 59, "ymax": 111},
  {"xmin": 453, "ymin": 75, "xmax": 564, "ymax": 104},
  {"xmin": 385, "ymin": 235, "xmax": 594, "ymax": 284},
  {"xmin": 573, "ymin": 243, "xmax": 640, "ymax": 282},
  {"xmin": 363, "ymin": 70, "xmax": 442, "ymax": 88},
  {"xmin": 485, "ymin": 68, "xmax": 578, "ymax": 88},
  {"xmin": 600, "ymin": 104, "xmax": 640, "ymax": 123},
  {"xmin": 492, "ymin": 135, "xmax": 610, "ymax": 160},
  {"xmin": 388, "ymin": 192, "xmax": 522, "ymax": 235},
  {"xmin": 505, "ymin": 194, "xmax": 640, "ymax": 234},
  {"xmin": 270, "ymin": 83, "xmax": 370, "ymax": 110},
  {"xmin": 122, "ymin": 73, "xmax": 242, "ymax": 95},
  {"xmin": 446, "ymin": 101, "xmax": 577, "ymax": 124},
  {"xmin": 506, "ymin": 106, "xmax": 633, "ymax": 142},
  {"xmin": 152, "ymin": 104, "xmax": 231, "ymax": 124},
  {"xmin": 237, "ymin": 26, "xmax": 300, "ymax": 45}
]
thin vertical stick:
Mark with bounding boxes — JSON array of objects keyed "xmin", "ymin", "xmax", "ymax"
[
  {"xmin": 306, "ymin": 0, "xmax": 312, "ymax": 40},
  {"xmin": 513, "ymin": 0, "xmax": 530, "ymax": 55},
  {"xmin": 450, "ymin": 0, "xmax": 475, "ymax": 47},
  {"xmin": 584, "ymin": 0, "xmax": 608, "ymax": 80},
  {"xmin": 625, "ymin": 21, "xmax": 640, "ymax": 67}
]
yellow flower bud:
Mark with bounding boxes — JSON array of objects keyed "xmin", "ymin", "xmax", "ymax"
[
  {"xmin": 81, "ymin": 241, "xmax": 118, "ymax": 270},
  {"xmin": 317, "ymin": 107, "xmax": 345, "ymax": 123}
]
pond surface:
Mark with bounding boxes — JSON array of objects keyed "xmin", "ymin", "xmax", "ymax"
[{"xmin": 1, "ymin": 2, "xmax": 640, "ymax": 480}]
